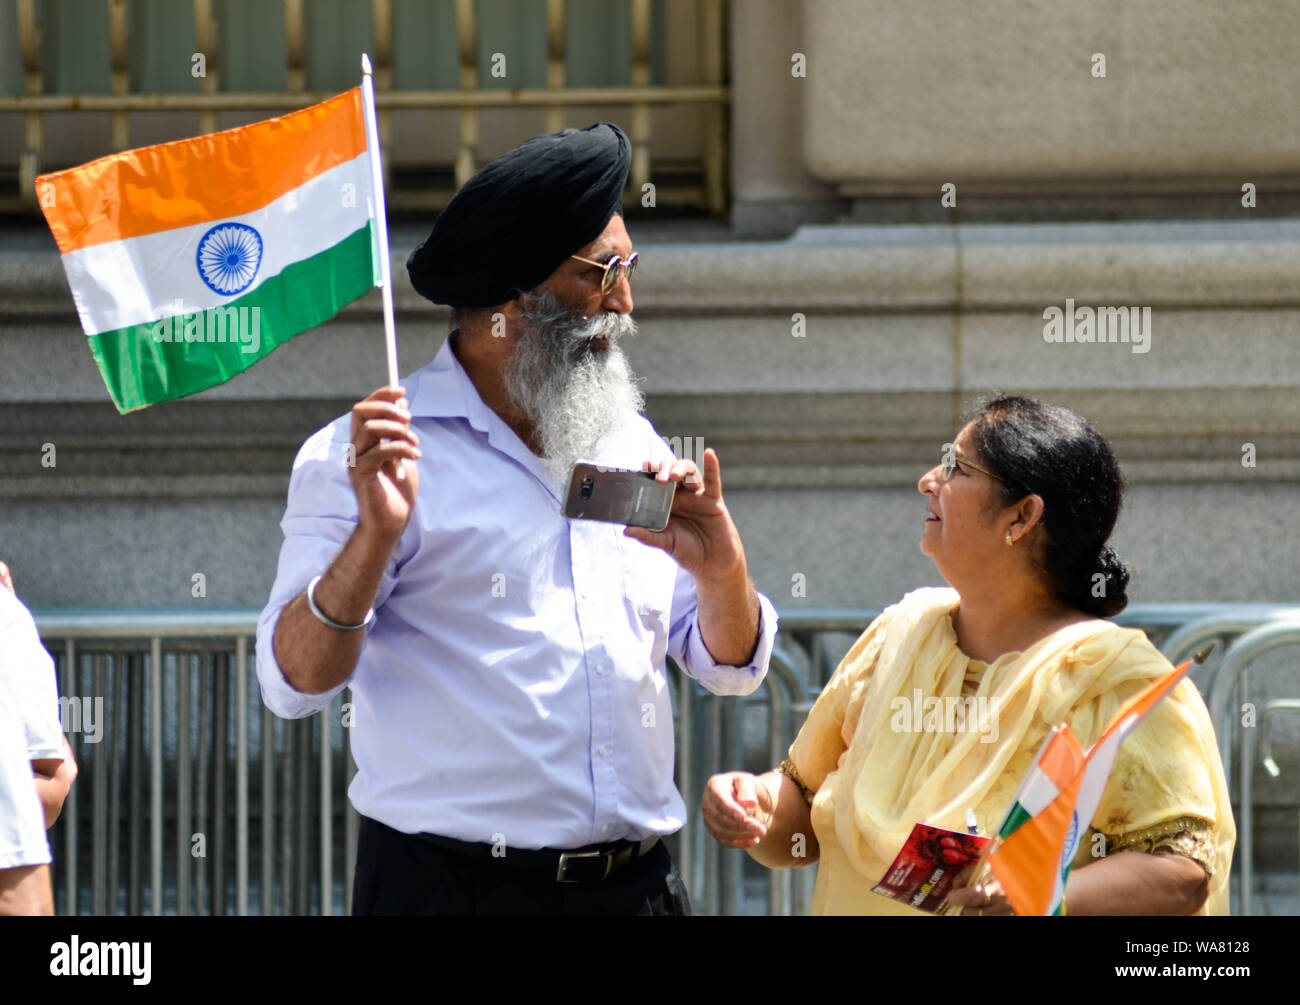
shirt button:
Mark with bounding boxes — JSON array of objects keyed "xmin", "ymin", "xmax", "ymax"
[
  {"xmin": 597, "ymin": 745, "xmax": 607, "ymax": 756},
  {"xmin": 601, "ymin": 825, "xmax": 610, "ymax": 834},
  {"xmin": 595, "ymin": 664, "xmax": 605, "ymax": 675}
]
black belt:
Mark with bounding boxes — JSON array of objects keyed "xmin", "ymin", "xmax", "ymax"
[{"xmin": 414, "ymin": 831, "xmax": 661, "ymax": 884}]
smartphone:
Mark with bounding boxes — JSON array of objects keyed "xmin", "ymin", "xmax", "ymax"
[{"xmin": 562, "ymin": 462, "xmax": 677, "ymax": 531}]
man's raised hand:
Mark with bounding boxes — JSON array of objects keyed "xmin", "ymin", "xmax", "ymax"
[
  {"xmin": 349, "ymin": 386, "xmax": 421, "ymax": 543},
  {"xmin": 622, "ymin": 448, "xmax": 746, "ymax": 587}
]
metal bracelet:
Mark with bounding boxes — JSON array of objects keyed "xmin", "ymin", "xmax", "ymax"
[{"xmin": 306, "ymin": 574, "xmax": 374, "ymax": 632}]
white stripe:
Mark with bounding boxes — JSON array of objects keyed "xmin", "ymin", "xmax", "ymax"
[
  {"xmin": 1017, "ymin": 767, "xmax": 1060, "ymax": 817},
  {"xmin": 61, "ymin": 152, "xmax": 373, "ymax": 335},
  {"xmin": 1048, "ymin": 871, "xmax": 1066, "ymax": 916},
  {"xmin": 1072, "ymin": 728, "xmax": 1126, "ymax": 841}
]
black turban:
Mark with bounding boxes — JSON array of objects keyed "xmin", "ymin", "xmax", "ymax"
[{"xmin": 407, "ymin": 122, "xmax": 631, "ymax": 308}]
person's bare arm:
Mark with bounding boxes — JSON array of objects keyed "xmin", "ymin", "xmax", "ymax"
[
  {"xmin": 950, "ymin": 848, "xmax": 1210, "ymax": 916},
  {"xmin": 0, "ymin": 864, "xmax": 53, "ymax": 916},
  {"xmin": 1066, "ymin": 850, "xmax": 1209, "ymax": 915},
  {"xmin": 695, "ymin": 574, "xmax": 761, "ymax": 668},
  {"xmin": 31, "ymin": 758, "xmax": 70, "ymax": 828},
  {"xmin": 272, "ymin": 387, "xmax": 420, "ymax": 694},
  {"xmin": 273, "ymin": 524, "xmax": 405, "ymax": 694},
  {"xmin": 702, "ymin": 769, "xmax": 819, "ymax": 868}
]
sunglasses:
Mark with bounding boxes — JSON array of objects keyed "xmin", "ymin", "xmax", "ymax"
[
  {"xmin": 570, "ymin": 251, "xmax": 638, "ymax": 294},
  {"xmin": 941, "ymin": 449, "xmax": 1004, "ymax": 484}
]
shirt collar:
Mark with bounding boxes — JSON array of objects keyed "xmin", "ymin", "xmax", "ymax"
[
  {"xmin": 409, "ymin": 334, "xmax": 479, "ymax": 421},
  {"xmin": 408, "ymin": 332, "xmax": 563, "ymax": 499}
]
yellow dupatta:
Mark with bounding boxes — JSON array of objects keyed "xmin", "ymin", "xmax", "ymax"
[{"xmin": 788, "ymin": 588, "xmax": 1235, "ymax": 916}]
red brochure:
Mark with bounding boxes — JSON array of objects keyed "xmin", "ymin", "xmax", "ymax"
[{"xmin": 872, "ymin": 823, "xmax": 992, "ymax": 914}]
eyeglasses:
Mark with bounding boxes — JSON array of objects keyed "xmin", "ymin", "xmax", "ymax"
[
  {"xmin": 570, "ymin": 251, "xmax": 638, "ymax": 294},
  {"xmin": 940, "ymin": 449, "xmax": 1004, "ymax": 484}
]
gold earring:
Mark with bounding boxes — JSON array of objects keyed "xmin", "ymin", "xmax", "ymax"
[{"xmin": 1005, "ymin": 532, "xmax": 1014, "ymax": 546}]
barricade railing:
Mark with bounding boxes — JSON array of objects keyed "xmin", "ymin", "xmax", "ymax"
[
  {"xmin": 32, "ymin": 609, "xmax": 351, "ymax": 916},
  {"xmin": 31, "ymin": 601, "xmax": 1300, "ymax": 915},
  {"xmin": 1204, "ymin": 617, "xmax": 1300, "ymax": 915}
]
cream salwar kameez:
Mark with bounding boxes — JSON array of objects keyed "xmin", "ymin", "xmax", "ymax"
[{"xmin": 785, "ymin": 588, "xmax": 1235, "ymax": 916}]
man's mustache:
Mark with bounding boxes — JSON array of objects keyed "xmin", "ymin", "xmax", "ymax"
[{"xmin": 561, "ymin": 311, "xmax": 637, "ymax": 356}]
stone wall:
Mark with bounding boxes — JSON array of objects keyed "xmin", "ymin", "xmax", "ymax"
[
  {"xmin": 5, "ymin": 218, "xmax": 1298, "ymax": 607},
  {"xmin": 733, "ymin": 0, "xmax": 1300, "ymax": 231}
]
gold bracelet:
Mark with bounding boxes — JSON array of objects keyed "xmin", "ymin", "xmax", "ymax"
[{"xmin": 779, "ymin": 757, "xmax": 815, "ymax": 805}]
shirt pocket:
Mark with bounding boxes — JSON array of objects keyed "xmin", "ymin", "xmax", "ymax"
[{"xmin": 619, "ymin": 535, "xmax": 679, "ymax": 640}]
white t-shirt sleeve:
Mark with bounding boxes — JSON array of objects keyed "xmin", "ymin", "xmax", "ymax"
[
  {"xmin": 0, "ymin": 590, "xmax": 66, "ymax": 762},
  {"xmin": 0, "ymin": 701, "xmax": 51, "ymax": 869}
]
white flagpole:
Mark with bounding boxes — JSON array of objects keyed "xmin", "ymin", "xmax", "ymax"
[
  {"xmin": 360, "ymin": 53, "xmax": 405, "ymax": 480},
  {"xmin": 360, "ymin": 53, "xmax": 400, "ymax": 390}
]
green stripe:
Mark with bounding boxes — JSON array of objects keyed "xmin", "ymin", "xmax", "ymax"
[
  {"xmin": 87, "ymin": 222, "xmax": 375, "ymax": 412},
  {"xmin": 999, "ymin": 802, "xmax": 1033, "ymax": 839}
]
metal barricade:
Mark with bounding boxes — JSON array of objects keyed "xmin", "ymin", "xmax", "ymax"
[
  {"xmin": 1258, "ymin": 699, "xmax": 1300, "ymax": 906},
  {"xmin": 1205, "ymin": 617, "xmax": 1300, "ymax": 915},
  {"xmin": 34, "ymin": 609, "xmax": 354, "ymax": 916},
  {"xmin": 31, "ymin": 602, "xmax": 1300, "ymax": 915}
]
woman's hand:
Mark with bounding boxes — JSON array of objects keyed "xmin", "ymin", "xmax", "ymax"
[
  {"xmin": 948, "ymin": 866, "xmax": 1014, "ymax": 916},
  {"xmin": 702, "ymin": 771, "xmax": 774, "ymax": 848}
]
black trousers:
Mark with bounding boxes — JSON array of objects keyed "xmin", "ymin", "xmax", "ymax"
[{"xmin": 352, "ymin": 816, "xmax": 692, "ymax": 916}]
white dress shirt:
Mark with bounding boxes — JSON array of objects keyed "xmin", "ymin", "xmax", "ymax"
[{"xmin": 256, "ymin": 337, "xmax": 777, "ymax": 850}]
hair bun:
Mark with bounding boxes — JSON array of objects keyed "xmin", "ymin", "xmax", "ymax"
[{"xmin": 1076, "ymin": 546, "xmax": 1130, "ymax": 617}]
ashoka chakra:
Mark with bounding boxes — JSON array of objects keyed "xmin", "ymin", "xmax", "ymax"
[{"xmin": 196, "ymin": 222, "xmax": 263, "ymax": 296}]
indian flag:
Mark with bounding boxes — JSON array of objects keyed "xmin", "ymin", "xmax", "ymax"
[
  {"xmin": 988, "ymin": 656, "xmax": 1197, "ymax": 916},
  {"xmin": 36, "ymin": 88, "xmax": 377, "ymax": 413},
  {"xmin": 988, "ymin": 723, "xmax": 1086, "ymax": 917},
  {"xmin": 1063, "ymin": 657, "xmax": 1198, "ymax": 880}
]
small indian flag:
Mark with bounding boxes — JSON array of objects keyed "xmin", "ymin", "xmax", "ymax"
[
  {"xmin": 36, "ymin": 87, "xmax": 378, "ymax": 412},
  {"xmin": 988, "ymin": 723, "xmax": 1086, "ymax": 917},
  {"xmin": 1060, "ymin": 656, "xmax": 1198, "ymax": 880},
  {"xmin": 987, "ymin": 655, "xmax": 1197, "ymax": 916}
]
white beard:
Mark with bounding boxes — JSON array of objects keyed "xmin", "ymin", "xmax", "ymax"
[{"xmin": 501, "ymin": 289, "xmax": 645, "ymax": 485}]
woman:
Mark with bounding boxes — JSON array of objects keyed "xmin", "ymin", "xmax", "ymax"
[{"xmin": 703, "ymin": 398, "xmax": 1234, "ymax": 915}]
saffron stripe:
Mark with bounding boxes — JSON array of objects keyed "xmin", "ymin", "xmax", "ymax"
[{"xmin": 38, "ymin": 89, "xmax": 366, "ymax": 253}]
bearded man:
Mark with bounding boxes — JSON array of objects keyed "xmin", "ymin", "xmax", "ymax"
[{"xmin": 256, "ymin": 123, "xmax": 777, "ymax": 916}]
